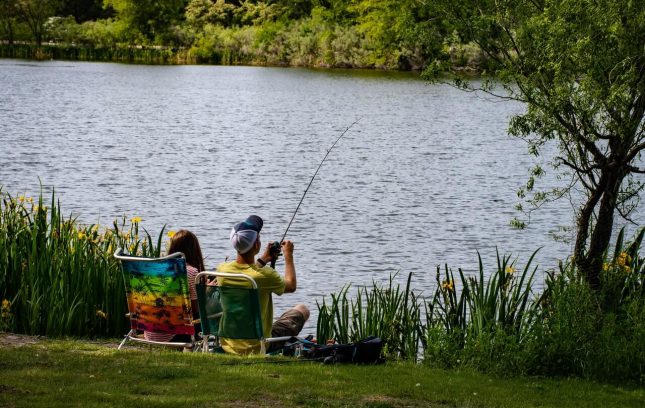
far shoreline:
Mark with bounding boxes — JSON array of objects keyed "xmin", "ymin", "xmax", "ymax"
[{"xmin": 0, "ymin": 42, "xmax": 480, "ymax": 74}]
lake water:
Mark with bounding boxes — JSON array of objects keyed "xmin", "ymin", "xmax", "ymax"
[{"xmin": 1, "ymin": 59, "xmax": 641, "ymax": 330}]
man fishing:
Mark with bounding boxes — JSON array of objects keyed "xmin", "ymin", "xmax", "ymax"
[{"xmin": 216, "ymin": 215, "xmax": 310, "ymax": 355}]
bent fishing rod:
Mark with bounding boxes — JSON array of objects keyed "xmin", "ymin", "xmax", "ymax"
[{"xmin": 269, "ymin": 118, "xmax": 362, "ymax": 267}]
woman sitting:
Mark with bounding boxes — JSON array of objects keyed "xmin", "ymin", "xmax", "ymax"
[{"xmin": 144, "ymin": 229, "xmax": 205, "ymax": 343}]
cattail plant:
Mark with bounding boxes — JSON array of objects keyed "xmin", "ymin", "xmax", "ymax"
[{"xmin": 316, "ymin": 272, "xmax": 424, "ymax": 361}]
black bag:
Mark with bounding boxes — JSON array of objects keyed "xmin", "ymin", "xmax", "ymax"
[
  {"xmin": 352, "ymin": 336, "xmax": 384, "ymax": 364},
  {"xmin": 295, "ymin": 336, "xmax": 384, "ymax": 364}
]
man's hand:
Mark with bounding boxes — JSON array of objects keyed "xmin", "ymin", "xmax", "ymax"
[
  {"xmin": 281, "ymin": 240, "xmax": 294, "ymax": 261},
  {"xmin": 282, "ymin": 240, "xmax": 296, "ymax": 293},
  {"xmin": 259, "ymin": 243, "xmax": 274, "ymax": 264}
]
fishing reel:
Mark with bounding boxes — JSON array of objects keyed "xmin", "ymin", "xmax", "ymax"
[
  {"xmin": 269, "ymin": 241, "xmax": 282, "ymax": 259},
  {"xmin": 269, "ymin": 241, "xmax": 282, "ymax": 268}
]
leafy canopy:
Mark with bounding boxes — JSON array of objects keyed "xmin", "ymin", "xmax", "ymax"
[{"xmin": 426, "ymin": 0, "xmax": 645, "ymax": 287}]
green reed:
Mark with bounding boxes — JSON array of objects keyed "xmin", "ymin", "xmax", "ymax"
[
  {"xmin": 424, "ymin": 264, "xmax": 469, "ymax": 351},
  {"xmin": 0, "ymin": 44, "xmax": 194, "ymax": 64},
  {"xmin": 0, "ymin": 187, "xmax": 165, "ymax": 337},
  {"xmin": 316, "ymin": 272, "xmax": 424, "ymax": 361},
  {"xmin": 426, "ymin": 250, "xmax": 539, "ymax": 351}
]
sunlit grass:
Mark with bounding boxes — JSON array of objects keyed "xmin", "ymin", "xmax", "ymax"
[{"xmin": 1, "ymin": 338, "xmax": 644, "ymax": 408}]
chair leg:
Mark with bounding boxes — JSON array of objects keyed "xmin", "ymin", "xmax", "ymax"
[
  {"xmin": 260, "ymin": 341, "xmax": 266, "ymax": 355},
  {"xmin": 118, "ymin": 330, "xmax": 135, "ymax": 350}
]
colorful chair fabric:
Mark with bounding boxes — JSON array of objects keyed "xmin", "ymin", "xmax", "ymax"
[
  {"xmin": 114, "ymin": 249, "xmax": 201, "ymax": 350},
  {"xmin": 195, "ymin": 271, "xmax": 291, "ymax": 354}
]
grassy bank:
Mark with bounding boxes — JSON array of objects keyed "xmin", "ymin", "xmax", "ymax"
[
  {"xmin": 2, "ymin": 187, "xmax": 645, "ymax": 385},
  {"xmin": 0, "ymin": 336, "xmax": 643, "ymax": 408}
]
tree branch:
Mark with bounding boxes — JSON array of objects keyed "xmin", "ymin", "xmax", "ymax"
[
  {"xmin": 624, "ymin": 141, "xmax": 645, "ymax": 164},
  {"xmin": 627, "ymin": 165, "xmax": 645, "ymax": 174}
]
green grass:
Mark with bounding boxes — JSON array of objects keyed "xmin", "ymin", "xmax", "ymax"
[{"xmin": 0, "ymin": 337, "xmax": 643, "ymax": 408}]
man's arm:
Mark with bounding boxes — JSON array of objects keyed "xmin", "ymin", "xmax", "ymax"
[
  {"xmin": 257, "ymin": 240, "xmax": 297, "ymax": 293},
  {"xmin": 282, "ymin": 240, "xmax": 296, "ymax": 293}
]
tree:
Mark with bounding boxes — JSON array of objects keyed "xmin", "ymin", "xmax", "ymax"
[
  {"xmin": 58, "ymin": 0, "xmax": 108, "ymax": 22},
  {"xmin": 427, "ymin": 0, "xmax": 645, "ymax": 289},
  {"xmin": 351, "ymin": 0, "xmax": 442, "ymax": 69},
  {"xmin": 0, "ymin": 0, "xmax": 19, "ymax": 44},
  {"xmin": 16, "ymin": 0, "xmax": 58, "ymax": 46},
  {"xmin": 104, "ymin": 0, "xmax": 186, "ymax": 42}
]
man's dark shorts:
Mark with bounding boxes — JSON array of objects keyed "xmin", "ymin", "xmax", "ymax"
[{"xmin": 267, "ymin": 308, "xmax": 306, "ymax": 352}]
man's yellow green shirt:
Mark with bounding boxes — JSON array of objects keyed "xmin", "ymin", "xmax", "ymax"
[{"xmin": 215, "ymin": 260, "xmax": 285, "ymax": 354}]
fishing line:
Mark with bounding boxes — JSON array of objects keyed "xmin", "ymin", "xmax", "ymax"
[
  {"xmin": 270, "ymin": 118, "xmax": 362, "ymax": 265},
  {"xmin": 279, "ymin": 118, "xmax": 362, "ymax": 243}
]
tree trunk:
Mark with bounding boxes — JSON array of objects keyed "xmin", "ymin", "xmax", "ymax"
[
  {"xmin": 2, "ymin": 19, "xmax": 14, "ymax": 45},
  {"xmin": 575, "ymin": 166, "xmax": 624, "ymax": 289}
]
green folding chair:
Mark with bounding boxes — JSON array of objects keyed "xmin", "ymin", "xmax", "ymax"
[
  {"xmin": 195, "ymin": 271, "xmax": 291, "ymax": 354},
  {"xmin": 114, "ymin": 249, "xmax": 203, "ymax": 350}
]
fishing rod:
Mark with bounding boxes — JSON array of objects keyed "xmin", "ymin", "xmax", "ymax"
[{"xmin": 269, "ymin": 118, "xmax": 362, "ymax": 267}]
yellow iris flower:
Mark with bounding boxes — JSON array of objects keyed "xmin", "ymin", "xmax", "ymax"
[{"xmin": 441, "ymin": 280, "xmax": 454, "ymax": 292}]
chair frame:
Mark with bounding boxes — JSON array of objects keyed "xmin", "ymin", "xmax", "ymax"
[
  {"xmin": 195, "ymin": 271, "xmax": 291, "ymax": 354},
  {"xmin": 114, "ymin": 249, "xmax": 200, "ymax": 350}
]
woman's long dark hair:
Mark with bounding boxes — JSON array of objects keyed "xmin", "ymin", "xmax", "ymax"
[{"xmin": 168, "ymin": 230, "xmax": 205, "ymax": 271}]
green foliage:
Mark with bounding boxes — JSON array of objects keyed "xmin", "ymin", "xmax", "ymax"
[
  {"xmin": 44, "ymin": 15, "xmax": 81, "ymax": 42},
  {"xmin": 15, "ymin": 0, "xmax": 58, "ymax": 45},
  {"xmin": 423, "ymin": 231, "xmax": 645, "ymax": 383},
  {"xmin": 0, "ymin": 186, "xmax": 166, "ymax": 338},
  {"xmin": 525, "ymin": 245, "xmax": 645, "ymax": 382},
  {"xmin": 103, "ymin": 0, "xmax": 185, "ymax": 43},
  {"xmin": 77, "ymin": 18, "xmax": 129, "ymax": 45},
  {"xmin": 317, "ymin": 272, "xmax": 424, "ymax": 361},
  {"xmin": 0, "ymin": 0, "xmax": 456, "ymax": 70},
  {"xmin": 0, "ymin": 0, "xmax": 19, "ymax": 43},
  {"xmin": 350, "ymin": 0, "xmax": 440, "ymax": 69},
  {"xmin": 426, "ymin": 0, "xmax": 645, "ymax": 287},
  {"xmin": 525, "ymin": 266, "xmax": 599, "ymax": 376},
  {"xmin": 424, "ymin": 251, "xmax": 540, "ymax": 374},
  {"xmin": 190, "ymin": 23, "xmax": 257, "ymax": 64}
]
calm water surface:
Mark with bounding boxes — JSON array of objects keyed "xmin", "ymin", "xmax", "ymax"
[{"xmin": 1, "ymin": 59, "xmax": 641, "ymax": 329}]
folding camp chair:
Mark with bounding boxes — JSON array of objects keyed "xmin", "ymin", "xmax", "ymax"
[
  {"xmin": 195, "ymin": 271, "xmax": 291, "ymax": 354},
  {"xmin": 114, "ymin": 249, "xmax": 202, "ymax": 350}
]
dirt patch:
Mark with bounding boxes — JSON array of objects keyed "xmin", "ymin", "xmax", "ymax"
[
  {"xmin": 0, "ymin": 333, "xmax": 134, "ymax": 350},
  {"xmin": 0, "ymin": 333, "xmax": 41, "ymax": 348},
  {"xmin": 0, "ymin": 384, "xmax": 30, "ymax": 395},
  {"xmin": 362, "ymin": 395, "xmax": 445, "ymax": 407}
]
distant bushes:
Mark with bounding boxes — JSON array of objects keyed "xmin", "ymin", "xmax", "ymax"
[{"xmin": 0, "ymin": 6, "xmax": 461, "ymax": 69}]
